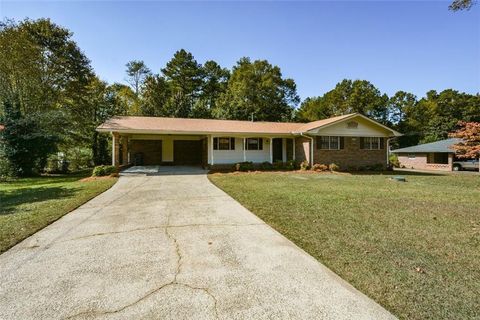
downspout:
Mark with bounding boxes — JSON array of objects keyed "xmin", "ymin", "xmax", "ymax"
[{"xmin": 299, "ymin": 132, "xmax": 314, "ymax": 165}]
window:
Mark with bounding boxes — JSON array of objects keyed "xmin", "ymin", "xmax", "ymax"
[
  {"xmin": 408, "ymin": 154, "xmax": 416, "ymax": 159},
  {"xmin": 317, "ymin": 136, "xmax": 341, "ymax": 150},
  {"xmin": 213, "ymin": 137, "xmax": 235, "ymax": 150},
  {"xmin": 246, "ymin": 138, "xmax": 263, "ymax": 150},
  {"xmin": 428, "ymin": 153, "xmax": 448, "ymax": 164},
  {"xmin": 361, "ymin": 137, "xmax": 382, "ymax": 150}
]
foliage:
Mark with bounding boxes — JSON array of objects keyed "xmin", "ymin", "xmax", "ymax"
[
  {"xmin": 300, "ymin": 160, "xmax": 310, "ymax": 171},
  {"xmin": 234, "ymin": 161, "xmax": 254, "ymax": 172},
  {"xmin": 312, "ymin": 163, "xmax": 328, "ymax": 172},
  {"xmin": 449, "ymin": 0, "xmax": 475, "ymax": 10},
  {"xmin": 329, "ymin": 163, "xmax": 340, "ymax": 171},
  {"xmin": 0, "ymin": 100, "xmax": 58, "ymax": 176},
  {"xmin": 215, "ymin": 57, "xmax": 299, "ymax": 121},
  {"xmin": 285, "ymin": 160, "xmax": 297, "ymax": 170},
  {"xmin": 449, "ymin": 121, "xmax": 480, "ymax": 164},
  {"xmin": 92, "ymin": 165, "xmax": 117, "ymax": 177},
  {"xmin": 125, "ymin": 60, "xmax": 151, "ymax": 96},
  {"xmin": 296, "ymin": 79, "xmax": 388, "ymax": 124},
  {"xmin": 260, "ymin": 161, "xmax": 274, "ymax": 170},
  {"xmin": 389, "ymin": 153, "xmax": 400, "ymax": 168}
]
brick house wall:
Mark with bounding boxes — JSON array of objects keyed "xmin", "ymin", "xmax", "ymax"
[
  {"xmin": 397, "ymin": 153, "xmax": 453, "ymax": 171},
  {"xmin": 313, "ymin": 137, "xmax": 387, "ymax": 170},
  {"xmin": 294, "ymin": 137, "xmax": 311, "ymax": 163}
]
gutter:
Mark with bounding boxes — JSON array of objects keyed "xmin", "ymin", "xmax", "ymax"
[{"xmin": 299, "ymin": 132, "xmax": 315, "ymax": 165}]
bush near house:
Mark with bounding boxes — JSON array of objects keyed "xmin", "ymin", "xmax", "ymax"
[
  {"xmin": 92, "ymin": 165, "xmax": 117, "ymax": 177},
  {"xmin": 312, "ymin": 164, "xmax": 329, "ymax": 172},
  {"xmin": 328, "ymin": 163, "xmax": 340, "ymax": 171},
  {"xmin": 300, "ymin": 160, "xmax": 310, "ymax": 171}
]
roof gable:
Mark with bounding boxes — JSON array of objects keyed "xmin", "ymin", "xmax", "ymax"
[{"xmin": 298, "ymin": 113, "xmax": 401, "ymax": 137}]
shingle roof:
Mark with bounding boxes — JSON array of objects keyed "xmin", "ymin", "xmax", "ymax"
[
  {"xmin": 96, "ymin": 113, "xmax": 400, "ymax": 136},
  {"xmin": 97, "ymin": 116, "xmax": 303, "ymax": 134},
  {"xmin": 392, "ymin": 138, "xmax": 461, "ymax": 154}
]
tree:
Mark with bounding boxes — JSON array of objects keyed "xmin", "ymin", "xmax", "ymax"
[
  {"xmin": 449, "ymin": 121, "xmax": 480, "ymax": 172},
  {"xmin": 0, "ymin": 18, "xmax": 92, "ymax": 115},
  {"xmin": 449, "ymin": 0, "xmax": 475, "ymax": 11},
  {"xmin": 0, "ymin": 100, "xmax": 57, "ymax": 176},
  {"xmin": 215, "ymin": 57, "xmax": 299, "ymax": 121},
  {"xmin": 201, "ymin": 60, "xmax": 230, "ymax": 110},
  {"xmin": 297, "ymin": 79, "xmax": 388, "ymax": 124},
  {"xmin": 141, "ymin": 75, "xmax": 171, "ymax": 116},
  {"xmin": 161, "ymin": 49, "xmax": 203, "ymax": 98},
  {"xmin": 125, "ymin": 60, "xmax": 151, "ymax": 96},
  {"xmin": 296, "ymin": 96, "xmax": 336, "ymax": 122}
]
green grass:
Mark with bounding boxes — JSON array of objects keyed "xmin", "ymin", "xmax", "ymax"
[
  {"xmin": 209, "ymin": 171, "xmax": 480, "ymax": 320},
  {"xmin": 0, "ymin": 171, "xmax": 117, "ymax": 253}
]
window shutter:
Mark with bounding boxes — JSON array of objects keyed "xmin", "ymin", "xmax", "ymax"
[
  {"xmin": 230, "ymin": 138, "xmax": 235, "ymax": 150},
  {"xmin": 379, "ymin": 138, "xmax": 384, "ymax": 149},
  {"xmin": 259, "ymin": 138, "xmax": 263, "ymax": 150},
  {"xmin": 316, "ymin": 137, "xmax": 322, "ymax": 150},
  {"xmin": 340, "ymin": 137, "xmax": 345, "ymax": 149},
  {"xmin": 359, "ymin": 137, "xmax": 364, "ymax": 149},
  {"xmin": 213, "ymin": 137, "xmax": 218, "ymax": 150}
]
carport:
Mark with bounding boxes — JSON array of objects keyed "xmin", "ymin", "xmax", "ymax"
[{"xmin": 113, "ymin": 134, "xmax": 207, "ymax": 167}]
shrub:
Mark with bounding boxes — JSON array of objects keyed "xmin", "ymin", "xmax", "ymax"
[
  {"xmin": 273, "ymin": 160, "xmax": 284, "ymax": 170},
  {"xmin": 329, "ymin": 163, "xmax": 340, "ymax": 171},
  {"xmin": 0, "ymin": 156, "xmax": 13, "ymax": 181},
  {"xmin": 260, "ymin": 161, "xmax": 273, "ymax": 170},
  {"xmin": 370, "ymin": 163, "xmax": 385, "ymax": 171},
  {"xmin": 312, "ymin": 163, "xmax": 328, "ymax": 172},
  {"xmin": 235, "ymin": 161, "xmax": 254, "ymax": 172},
  {"xmin": 92, "ymin": 165, "xmax": 117, "ymax": 177},
  {"xmin": 389, "ymin": 154, "xmax": 400, "ymax": 168},
  {"xmin": 285, "ymin": 160, "xmax": 297, "ymax": 170},
  {"xmin": 45, "ymin": 153, "xmax": 69, "ymax": 174},
  {"xmin": 300, "ymin": 160, "xmax": 310, "ymax": 171}
]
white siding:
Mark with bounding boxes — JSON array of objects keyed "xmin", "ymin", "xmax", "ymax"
[
  {"xmin": 211, "ymin": 137, "xmax": 270, "ymax": 164},
  {"xmin": 309, "ymin": 116, "xmax": 391, "ymax": 137}
]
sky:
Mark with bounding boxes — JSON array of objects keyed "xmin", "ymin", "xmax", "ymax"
[{"xmin": 1, "ymin": 0, "xmax": 479, "ymax": 101}]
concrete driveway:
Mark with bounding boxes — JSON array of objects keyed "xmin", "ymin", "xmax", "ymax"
[{"xmin": 0, "ymin": 166, "xmax": 395, "ymax": 320}]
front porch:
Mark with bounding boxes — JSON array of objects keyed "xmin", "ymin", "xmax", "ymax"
[{"xmin": 111, "ymin": 133, "xmax": 298, "ymax": 168}]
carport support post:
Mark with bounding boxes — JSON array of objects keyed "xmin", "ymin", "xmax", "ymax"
[
  {"xmin": 269, "ymin": 137, "xmax": 273, "ymax": 163},
  {"xmin": 243, "ymin": 138, "xmax": 246, "ymax": 162},
  {"xmin": 210, "ymin": 135, "xmax": 214, "ymax": 165},
  {"xmin": 111, "ymin": 132, "xmax": 120, "ymax": 167}
]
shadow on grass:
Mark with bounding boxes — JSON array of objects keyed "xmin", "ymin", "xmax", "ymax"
[{"xmin": 0, "ymin": 186, "xmax": 78, "ymax": 216}]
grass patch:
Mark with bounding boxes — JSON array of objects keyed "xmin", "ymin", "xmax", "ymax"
[
  {"xmin": 209, "ymin": 171, "xmax": 480, "ymax": 320},
  {"xmin": 0, "ymin": 171, "xmax": 117, "ymax": 253}
]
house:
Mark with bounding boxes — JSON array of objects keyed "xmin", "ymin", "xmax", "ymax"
[
  {"xmin": 96, "ymin": 113, "xmax": 401, "ymax": 169},
  {"xmin": 391, "ymin": 138, "xmax": 461, "ymax": 171}
]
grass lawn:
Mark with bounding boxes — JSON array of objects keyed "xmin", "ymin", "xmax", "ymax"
[
  {"xmin": 0, "ymin": 171, "xmax": 117, "ymax": 253},
  {"xmin": 209, "ymin": 171, "xmax": 480, "ymax": 320}
]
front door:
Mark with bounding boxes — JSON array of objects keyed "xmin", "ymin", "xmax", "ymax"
[{"xmin": 272, "ymin": 138, "xmax": 283, "ymax": 162}]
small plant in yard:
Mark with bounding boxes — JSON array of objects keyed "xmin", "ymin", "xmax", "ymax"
[
  {"xmin": 312, "ymin": 163, "xmax": 328, "ymax": 172},
  {"xmin": 329, "ymin": 163, "xmax": 340, "ymax": 171},
  {"xmin": 300, "ymin": 160, "xmax": 310, "ymax": 171},
  {"xmin": 92, "ymin": 165, "xmax": 117, "ymax": 177}
]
